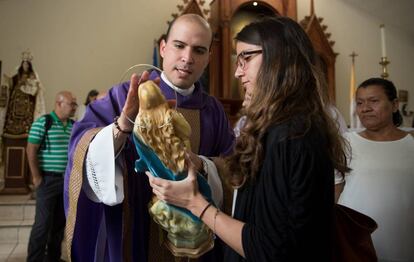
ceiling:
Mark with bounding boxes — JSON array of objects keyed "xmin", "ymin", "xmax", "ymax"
[{"xmin": 340, "ymin": 0, "xmax": 414, "ymax": 38}]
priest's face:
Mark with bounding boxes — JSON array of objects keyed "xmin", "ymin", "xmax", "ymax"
[{"xmin": 160, "ymin": 18, "xmax": 211, "ymax": 89}]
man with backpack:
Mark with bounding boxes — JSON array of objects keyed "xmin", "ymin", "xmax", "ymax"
[{"xmin": 26, "ymin": 91, "xmax": 77, "ymax": 262}]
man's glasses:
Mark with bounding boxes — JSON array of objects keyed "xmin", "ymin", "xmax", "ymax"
[
  {"xmin": 235, "ymin": 50, "xmax": 263, "ymax": 70},
  {"xmin": 63, "ymin": 102, "xmax": 78, "ymax": 108}
]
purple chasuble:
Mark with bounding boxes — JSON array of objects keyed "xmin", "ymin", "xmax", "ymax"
[{"xmin": 64, "ymin": 71, "xmax": 235, "ymax": 261}]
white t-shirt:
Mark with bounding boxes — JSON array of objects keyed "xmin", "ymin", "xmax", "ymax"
[{"xmin": 339, "ymin": 132, "xmax": 414, "ymax": 262}]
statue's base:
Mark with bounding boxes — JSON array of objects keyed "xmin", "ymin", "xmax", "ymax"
[
  {"xmin": 1, "ymin": 136, "xmax": 32, "ymax": 195},
  {"xmin": 164, "ymin": 232, "xmax": 214, "ymax": 258}
]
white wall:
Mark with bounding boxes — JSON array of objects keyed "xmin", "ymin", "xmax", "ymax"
[
  {"xmin": 1, "ymin": 0, "xmax": 413, "ymax": 126},
  {"xmin": 0, "ymin": 0, "xmax": 185, "ymax": 111}
]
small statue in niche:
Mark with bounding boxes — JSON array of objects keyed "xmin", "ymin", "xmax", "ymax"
[
  {"xmin": 133, "ymin": 80, "xmax": 214, "ymax": 257},
  {"xmin": 1, "ymin": 50, "xmax": 46, "ymax": 136}
]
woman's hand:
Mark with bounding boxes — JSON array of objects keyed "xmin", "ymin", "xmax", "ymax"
[
  {"xmin": 186, "ymin": 151, "xmax": 203, "ymax": 172},
  {"xmin": 146, "ymin": 160, "xmax": 206, "ymax": 213}
]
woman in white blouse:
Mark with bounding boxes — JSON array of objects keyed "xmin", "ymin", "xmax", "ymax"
[{"xmin": 337, "ymin": 78, "xmax": 414, "ymax": 262}]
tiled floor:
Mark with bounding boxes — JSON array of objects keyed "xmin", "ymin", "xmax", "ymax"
[
  {"xmin": 0, "ymin": 243, "xmax": 27, "ymax": 262},
  {"xmin": 0, "ymin": 242, "xmax": 68, "ymax": 262},
  {"xmin": 0, "ymin": 193, "xmax": 67, "ymax": 262}
]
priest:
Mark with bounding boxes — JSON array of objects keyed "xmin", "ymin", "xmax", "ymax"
[{"xmin": 64, "ymin": 14, "xmax": 234, "ymax": 261}]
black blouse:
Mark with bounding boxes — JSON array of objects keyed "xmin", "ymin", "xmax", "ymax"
[{"xmin": 224, "ymin": 121, "xmax": 334, "ymax": 262}]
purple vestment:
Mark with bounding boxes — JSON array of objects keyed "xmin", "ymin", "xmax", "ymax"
[{"xmin": 64, "ymin": 71, "xmax": 235, "ymax": 261}]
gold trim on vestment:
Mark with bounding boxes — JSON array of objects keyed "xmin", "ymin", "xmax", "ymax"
[
  {"xmin": 65, "ymin": 109, "xmax": 202, "ymax": 261},
  {"xmin": 65, "ymin": 128, "xmax": 102, "ymax": 262}
]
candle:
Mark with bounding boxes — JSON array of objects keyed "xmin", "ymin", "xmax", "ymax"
[{"xmin": 380, "ymin": 24, "xmax": 386, "ymax": 57}]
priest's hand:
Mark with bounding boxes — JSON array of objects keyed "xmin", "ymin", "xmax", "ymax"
[{"xmin": 118, "ymin": 72, "xmax": 160, "ymax": 132}]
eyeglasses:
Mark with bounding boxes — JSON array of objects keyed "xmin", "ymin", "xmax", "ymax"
[
  {"xmin": 62, "ymin": 102, "xmax": 78, "ymax": 108},
  {"xmin": 235, "ymin": 50, "xmax": 263, "ymax": 70}
]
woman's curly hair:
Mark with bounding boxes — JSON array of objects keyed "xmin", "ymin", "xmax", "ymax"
[{"xmin": 226, "ymin": 17, "xmax": 350, "ymax": 188}]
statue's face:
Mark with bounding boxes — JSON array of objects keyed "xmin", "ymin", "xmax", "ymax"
[{"xmin": 22, "ymin": 61, "xmax": 30, "ymax": 72}]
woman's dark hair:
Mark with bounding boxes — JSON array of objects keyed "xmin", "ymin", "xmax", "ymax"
[
  {"xmin": 358, "ymin": 78, "xmax": 402, "ymax": 127},
  {"xmin": 226, "ymin": 16, "xmax": 350, "ymax": 187},
  {"xmin": 85, "ymin": 89, "xmax": 99, "ymax": 106}
]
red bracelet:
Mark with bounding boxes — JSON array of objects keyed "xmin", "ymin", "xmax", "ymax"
[
  {"xmin": 199, "ymin": 202, "xmax": 212, "ymax": 220},
  {"xmin": 114, "ymin": 116, "xmax": 132, "ymax": 134}
]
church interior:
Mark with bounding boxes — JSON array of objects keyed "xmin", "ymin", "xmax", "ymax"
[{"xmin": 0, "ymin": 0, "xmax": 413, "ymax": 261}]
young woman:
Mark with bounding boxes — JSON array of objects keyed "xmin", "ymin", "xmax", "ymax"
[{"xmin": 147, "ymin": 17, "xmax": 349, "ymax": 261}]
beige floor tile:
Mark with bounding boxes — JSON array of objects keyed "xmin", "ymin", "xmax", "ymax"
[
  {"xmin": 0, "ymin": 254, "xmax": 11, "ymax": 262},
  {"xmin": 0, "ymin": 243, "xmax": 16, "ymax": 255},
  {"xmin": 3, "ymin": 257, "xmax": 25, "ymax": 262},
  {"xmin": 7, "ymin": 243, "xmax": 26, "ymax": 261}
]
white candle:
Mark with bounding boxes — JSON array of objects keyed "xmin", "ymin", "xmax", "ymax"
[{"xmin": 380, "ymin": 24, "xmax": 386, "ymax": 57}]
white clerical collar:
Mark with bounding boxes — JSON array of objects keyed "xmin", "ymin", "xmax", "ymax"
[{"xmin": 161, "ymin": 72, "xmax": 195, "ymax": 96}]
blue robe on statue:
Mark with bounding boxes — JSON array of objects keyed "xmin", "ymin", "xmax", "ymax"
[{"xmin": 64, "ymin": 70, "xmax": 235, "ymax": 261}]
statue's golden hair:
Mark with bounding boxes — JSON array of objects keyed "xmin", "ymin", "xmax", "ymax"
[{"xmin": 134, "ymin": 81, "xmax": 191, "ymax": 174}]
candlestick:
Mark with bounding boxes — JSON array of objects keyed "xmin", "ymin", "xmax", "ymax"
[
  {"xmin": 379, "ymin": 57, "xmax": 390, "ymax": 79},
  {"xmin": 380, "ymin": 24, "xmax": 386, "ymax": 57}
]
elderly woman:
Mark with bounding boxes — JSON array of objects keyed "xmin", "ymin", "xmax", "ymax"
[{"xmin": 338, "ymin": 78, "xmax": 414, "ymax": 262}]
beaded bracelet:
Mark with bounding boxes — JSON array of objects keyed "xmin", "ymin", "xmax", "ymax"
[
  {"xmin": 122, "ymin": 110, "xmax": 135, "ymax": 125},
  {"xmin": 114, "ymin": 116, "xmax": 132, "ymax": 134},
  {"xmin": 199, "ymin": 202, "xmax": 212, "ymax": 220},
  {"xmin": 213, "ymin": 208, "xmax": 220, "ymax": 236}
]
